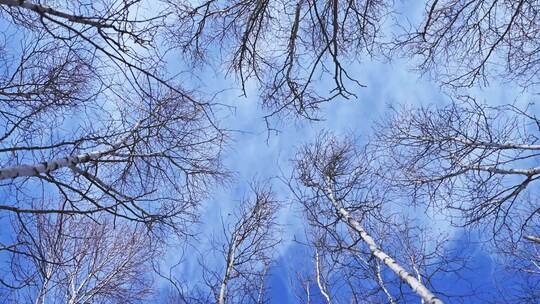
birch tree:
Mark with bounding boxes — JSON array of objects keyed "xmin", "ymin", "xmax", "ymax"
[
  {"xmin": 290, "ymin": 132, "xmax": 470, "ymax": 304},
  {"xmin": 0, "ymin": 0, "xmax": 227, "ymax": 229},
  {"xmin": 374, "ymin": 100, "xmax": 540, "ymax": 302},
  {"xmin": 0, "ymin": 212, "xmax": 158, "ymax": 303},
  {"xmin": 162, "ymin": 183, "xmax": 281, "ymax": 304},
  {"xmin": 286, "ymin": 236, "xmax": 335, "ymax": 304},
  {"xmin": 206, "ymin": 184, "xmax": 280, "ymax": 304},
  {"xmin": 292, "ymin": 226, "xmax": 463, "ymax": 304},
  {"xmin": 490, "ymin": 230, "xmax": 540, "ymax": 303},
  {"xmin": 394, "ymin": 0, "xmax": 540, "ymax": 89},
  {"xmin": 374, "ymin": 100, "xmax": 540, "ymax": 237}
]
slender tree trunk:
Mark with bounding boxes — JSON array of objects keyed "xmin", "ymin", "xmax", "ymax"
[
  {"xmin": 0, "ymin": 0, "xmax": 117, "ymax": 28},
  {"xmin": 411, "ymin": 258, "xmax": 425, "ymax": 304},
  {"xmin": 375, "ymin": 260, "xmax": 396, "ymax": 304},
  {"xmin": 256, "ymin": 263, "xmax": 269, "ymax": 304},
  {"xmin": 218, "ymin": 233, "xmax": 238, "ymax": 304},
  {"xmin": 0, "ymin": 149, "xmax": 109, "ymax": 180},
  {"xmin": 35, "ymin": 265, "xmax": 53, "ymax": 304},
  {"xmin": 0, "ymin": 121, "xmax": 141, "ymax": 180},
  {"xmin": 325, "ymin": 177, "xmax": 443, "ymax": 304},
  {"xmin": 315, "ymin": 248, "xmax": 332, "ymax": 304},
  {"xmin": 525, "ymin": 235, "xmax": 540, "ymax": 244}
]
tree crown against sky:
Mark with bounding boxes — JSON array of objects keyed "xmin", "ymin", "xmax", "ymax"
[{"xmin": 0, "ymin": 0, "xmax": 539, "ymax": 303}]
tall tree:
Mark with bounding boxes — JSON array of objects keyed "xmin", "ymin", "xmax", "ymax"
[
  {"xmin": 374, "ymin": 100, "xmax": 540, "ymax": 236},
  {"xmin": 0, "ymin": 212, "xmax": 158, "ymax": 303},
  {"xmin": 374, "ymin": 100, "xmax": 540, "ymax": 302},
  {"xmin": 289, "ymin": 132, "xmax": 466, "ymax": 304},
  {"xmin": 161, "ymin": 182, "xmax": 281, "ymax": 304},
  {"xmin": 0, "ymin": 0, "xmax": 228, "ymax": 229}
]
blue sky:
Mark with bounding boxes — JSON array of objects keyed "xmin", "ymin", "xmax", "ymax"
[
  {"xmin": 172, "ymin": 2, "xmax": 539, "ymax": 298},
  {"xmin": 1, "ymin": 2, "xmax": 539, "ymax": 303},
  {"xmin": 161, "ymin": 30, "xmax": 540, "ymax": 301}
]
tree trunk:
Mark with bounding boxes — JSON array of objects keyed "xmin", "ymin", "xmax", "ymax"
[
  {"xmin": 0, "ymin": 121, "xmax": 142, "ymax": 180},
  {"xmin": 218, "ymin": 233, "xmax": 238, "ymax": 304},
  {"xmin": 325, "ymin": 177, "xmax": 443, "ymax": 304}
]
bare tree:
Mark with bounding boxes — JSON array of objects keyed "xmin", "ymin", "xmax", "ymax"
[
  {"xmin": 288, "ymin": 132, "xmax": 468, "ymax": 304},
  {"xmin": 489, "ymin": 227, "xmax": 540, "ymax": 303},
  {"xmin": 374, "ymin": 100, "xmax": 540, "ymax": 236},
  {"xmin": 161, "ymin": 182, "xmax": 281, "ymax": 304},
  {"xmin": 288, "ymin": 222, "xmax": 471, "ymax": 303},
  {"xmin": 0, "ymin": 0, "xmax": 228, "ymax": 230},
  {"xmin": 394, "ymin": 0, "xmax": 540, "ymax": 88},
  {"xmin": 0, "ymin": 211, "xmax": 158, "ymax": 303},
  {"xmin": 0, "ymin": 0, "xmax": 178, "ymax": 96},
  {"xmin": 169, "ymin": 0, "xmax": 389, "ymax": 120},
  {"xmin": 374, "ymin": 100, "xmax": 540, "ymax": 302},
  {"xmin": 286, "ymin": 236, "xmax": 335, "ymax": 304}
]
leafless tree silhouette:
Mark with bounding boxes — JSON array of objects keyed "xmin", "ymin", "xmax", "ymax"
[
  {"xmin": 0, "ymin": 211, "xmax": 158, "ymax": 303},
  {"xmin": 0, "ymin": 0, "xmax": 228, "ymax": 229},
  {"xmin": 289, "ymin": 132, "xmax": 468, "ymax": 303},
  {"xmin": 160, "ymin": 182, "xmax": 281, "ymax": 304},
  {"xmin": 394, "ymin": 0, "xmax": 540, "ymax": 89},
  {"xmin": 374, "ymin": 100, "xmax": 540, "ymax": 236},
  {"xmin": 170, "ymin": 0, "xmax": 389, "ymax": 119},
  {"xmin": 374, "ymin": 100, "xmax": 540, "ymax": 302}
]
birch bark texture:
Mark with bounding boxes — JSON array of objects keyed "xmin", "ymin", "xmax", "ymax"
[
  {"xmin": 291, "ymin": 132, "xmax": 448, "ymax": 303},
  {"xmin": 373, "ymin": 100, "xmax": 540, "ymax": 302},
  {"xmin": 324, "ymin": 178, "xmax": 443, "ymax": 304}
]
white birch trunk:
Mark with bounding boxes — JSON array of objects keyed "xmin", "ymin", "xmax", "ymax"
[
  {"xmin": 0, "ymin": 121, "xmax": 141, "ymax": 180},
  {"xmin": 256, "ymin": 264, "xmax": 268, "ymax": 304},
  {"xmin": 0, "ymin": 150, "xmax": 109, "ymax": 180},
  {"xmin": 35, "ymin": 264, "xmax": 54, "ymax": 304},
  {"xmin": 415, "ymin": 135, "xmax": 540, "ymax": 151},
  {"xmin": 411, "ymin": 259, "xmax": 425, "ymax": 304},
  {"xmin": 525, "ymin": 235, "xmax": 540, "ymax": 244},
  {"xmin": 375, "ymin": 260, "xmax": 396, "ymax": 304},
  {"xmin": 306, "ymin": 282, "xmax": 311, "ymax": 304},
  {"xmin": 218, "ymin": 233, "xmax": 238, "ymax": 304},
  {"xmin": 324, "ymin": 177, "xmax": 443, "ymax": 304},
  {"xmin": 315, "ymin": 248, "xmax": 332, "ymax": 304}
]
